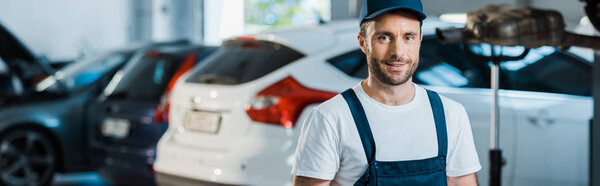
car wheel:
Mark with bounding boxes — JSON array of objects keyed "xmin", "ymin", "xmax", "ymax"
[{"xmin": 0, "ymin": 129, "xmax": 56, "ymax": 186}]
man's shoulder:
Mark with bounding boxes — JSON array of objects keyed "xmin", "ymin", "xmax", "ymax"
[
  {"xmin": 418, "ymin": 85, "xmax": 464, "ymax": 111},
  {"xmin": 427, "ymin": 90, "xmax": 469, "ymax": 123},
  {"xmin": 314, "ymin": 93, "xmax": 350, "ymax": 119},
  {"xmin": 419, "ymin": 86, "xmax": 468, "ymax": 116},
  {"xmin": 415, "ymin": 84, "xmax": 464, "ymax": 110},
  {"xmin": 438, "ymin": 94, "xmax": 465, "ymax": 111}
]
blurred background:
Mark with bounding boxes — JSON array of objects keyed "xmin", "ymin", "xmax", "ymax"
[
  {"xmin": 0, "ymin": 0, "xmax": 598, "ymax": 186},
  {"xmin": 0, "ymin": 0, "xmax": 591, "ymax": 62}
]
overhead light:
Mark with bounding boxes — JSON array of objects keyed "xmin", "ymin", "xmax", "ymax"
[{"xmin": 439, "ymin": 13, "xmax": 467, "ymax": 24}]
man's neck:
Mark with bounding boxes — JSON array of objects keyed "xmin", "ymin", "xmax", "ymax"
[{"xmin": 361, "ymin": 77, "xmax": 416, "ymax": 106}]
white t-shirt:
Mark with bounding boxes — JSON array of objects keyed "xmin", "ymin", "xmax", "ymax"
[{"xmin": 291, "ymin": 83, "xmax": 481, "ymax": 186}]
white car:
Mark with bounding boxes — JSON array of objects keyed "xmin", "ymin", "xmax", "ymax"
[{"xmin": 154, "ymin": 19, "xmax": 592, "ymax": 186}]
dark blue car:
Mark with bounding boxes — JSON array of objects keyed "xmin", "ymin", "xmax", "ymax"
[
  {"xmin": 88, "ymin": 44, "xmax": 216, "ymax": 185},
  {"xmin": 0, "ymin": 48, "xmax": 137, "ymax": 186},
  {"xmin": 0, "ymin": 22, "xmax": 61, "ymax": 186},
  {"xmin": 0, "ymin": 21, "xmax": 143, "ymax": 186},
  {"xmin": 0, "ymin": 21, "xmax": 190, "ymax": 185}
]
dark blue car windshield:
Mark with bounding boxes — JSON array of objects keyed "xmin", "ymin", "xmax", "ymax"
[{"xmin": 35, "ymin": 52, "xmax": 132, "ymax": 94}]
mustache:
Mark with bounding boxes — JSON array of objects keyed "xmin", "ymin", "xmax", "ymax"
[{"xmin": 380, "ymin": 57, "xmax": 411, "ymax": 63}]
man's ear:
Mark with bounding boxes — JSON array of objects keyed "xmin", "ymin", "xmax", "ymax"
[{"xmin": 358, "ymin": 33, "xmax": 368, "ymax": 54}]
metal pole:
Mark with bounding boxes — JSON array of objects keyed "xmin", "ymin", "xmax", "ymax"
[
  {"xmin": 592, "ymin": 50, "xmax": 600, "ymax": 186},
  {"xmin": 491, "ymin": 61, "xmax": 500, "ymax": 149},
  {"xmin": 489, "ymin": 46, "xmax": 503, "ymax": 186}
]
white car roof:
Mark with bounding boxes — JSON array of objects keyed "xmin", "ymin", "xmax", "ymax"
[{"xmin": 226, "ymin": 18, "xmax": 464, "ymax": 55}]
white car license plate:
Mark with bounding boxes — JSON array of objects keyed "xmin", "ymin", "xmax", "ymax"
[
  {"xmin": 101, "ymin": 118, "xmax": 131, "ymax": 139},
  {"xmin": 184, "ymin": 111, "xmax": 221, "ymax": 133}
]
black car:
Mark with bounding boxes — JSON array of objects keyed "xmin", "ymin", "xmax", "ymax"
[{"xmin": 89, "ymin": 44, "xmax": 216, "ymax": 185}]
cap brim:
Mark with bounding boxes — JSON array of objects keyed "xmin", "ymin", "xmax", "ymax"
[{"xmin": 364, "ymin": 7, "xmax": 426, "ymax": 21}]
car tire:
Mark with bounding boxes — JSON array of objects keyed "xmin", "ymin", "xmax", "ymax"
[{"xmin": 0, "ymin": 128, "xmax": 57, "ymax": 186}]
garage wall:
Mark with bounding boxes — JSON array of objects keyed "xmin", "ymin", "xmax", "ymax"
[
  {"xmin": 152, "ymin": 0, "xmax": 203, "ymax": 42},
  {"xmin": 422, "ymin": 0, "xmax": 514, "ymax": 17},
  {"xmin": 0, "ymin": 0, "xmax": 589, "ymax": 61},
  {"xmin": 332, "ymin": 0, "xmax": 587, "ymax": 30},
  {"xmin": 425, "ymin": 0, "xmax": 586, "ymax": 29},
  {"xmin": 204, "ymin": 0, "xmax": 244, "ymax": 45},
  {"xmin": 530, "ymin": 0, "xmax": 587, "ymax": 28},
  {"xmin": 425, "ymin": 0, "xmax": 587, "ymax": 29},
  {"xmin": 0, "ymin": 0, "xmax": 131, "ymax": 61}
]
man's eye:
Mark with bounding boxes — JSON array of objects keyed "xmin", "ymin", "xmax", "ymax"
[
  {"xmin": 406, "ymin": 35, "xmax": 415, "ymax": 41},
  {"xmin": 377, "ymin": 36, "xmax": 391, "ymax": 42}
]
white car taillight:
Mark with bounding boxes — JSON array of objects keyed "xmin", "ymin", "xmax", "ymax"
[
  {"xmin": 246, "ymin": 77, "xmax": 336, "ymax": 128},
  {"xmin": 249, "ymin": 96, "xmax": 280, "ymax": 109}
]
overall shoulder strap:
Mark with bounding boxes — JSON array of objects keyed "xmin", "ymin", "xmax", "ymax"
[
  {"xmin": 341, "ymin": 89, "xmax": 377, "ymax": 163},
  {"xmin": 426, "ymin": 89, "xmax": 448, "ymax": 157}
]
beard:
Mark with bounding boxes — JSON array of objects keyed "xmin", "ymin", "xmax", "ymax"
[{"xmin": 368, "ymin": 55, "xmax": 418, "ymax": 86}]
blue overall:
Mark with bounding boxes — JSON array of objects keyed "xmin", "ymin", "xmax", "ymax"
[{"xmin": 341, "ymin": 89, "xmax": 448, "ymax": 186}]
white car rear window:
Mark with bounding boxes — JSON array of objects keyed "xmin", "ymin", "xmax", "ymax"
[{"xmin": 186, "ymin": 40, "xmax": 304, "ymax": 85}]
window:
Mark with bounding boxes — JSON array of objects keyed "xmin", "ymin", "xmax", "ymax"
[
  {"xmin": 245, "ymin": 0, "xmax": 331, "ymax": 28},
  {"xmin": 416, "ymin": 63, "xmax": 469, "ymax": 87},
  {"xmin": 186, "ymin": 40, "xmax": 304, "ymax": 85},
  {"xmin": 470, "ymin": 45, "xmax": 592, "ymax": 96},
  {"xmin": 36, "ymin": 52, "xmax": 133, "ymax": 93},
  {"xmin": 327, "ymin": 36, "xmax": 592, "ymax": 96},
  {"xmin": 327, "ymin": 36, "xmax": 487, "ymax": 88},
  {"xmin": 326, "ymin": 49, "xmax": 368, "ymax": 79},
  {"xmin": 106, "ymin": 54, "xmax": 183, "ymax": 101},
  {"xmin": 504, "ymin": 49, "xmax": 591, "ymax": 96},
  {"xmin": 416, "ymin": 37, "xmax": 487, "ymax": 88}
]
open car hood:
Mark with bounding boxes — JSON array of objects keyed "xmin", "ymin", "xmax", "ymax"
[{"xmin": 0, "ymin": 22, "xmax": 56, "ymax": 99}]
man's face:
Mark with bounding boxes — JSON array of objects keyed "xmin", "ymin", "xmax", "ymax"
[{"xmin": 358, "ymin": 11, "xmax": 422, "ymax": 86}]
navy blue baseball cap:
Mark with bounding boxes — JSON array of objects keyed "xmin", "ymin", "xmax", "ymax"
[{"xmin": 359, "ymin": 0, "xmax": 427, "ymax": 25}]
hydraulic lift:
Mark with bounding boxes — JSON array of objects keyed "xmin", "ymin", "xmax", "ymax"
[
  {"xmin": 593, "ymin": 50, "xmax": 600, "ymax": 186},
  {"xmin": 437, "ymin": 1, "xmax": 600, "ymax": 185},
  {"xmin": 585, "ymin": 1, "xmax": 600, "ymax": 186}
]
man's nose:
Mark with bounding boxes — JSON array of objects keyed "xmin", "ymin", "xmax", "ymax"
[{"xmin": 390, "ymin": 39, "xmax": 408, "ymax": 59}]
